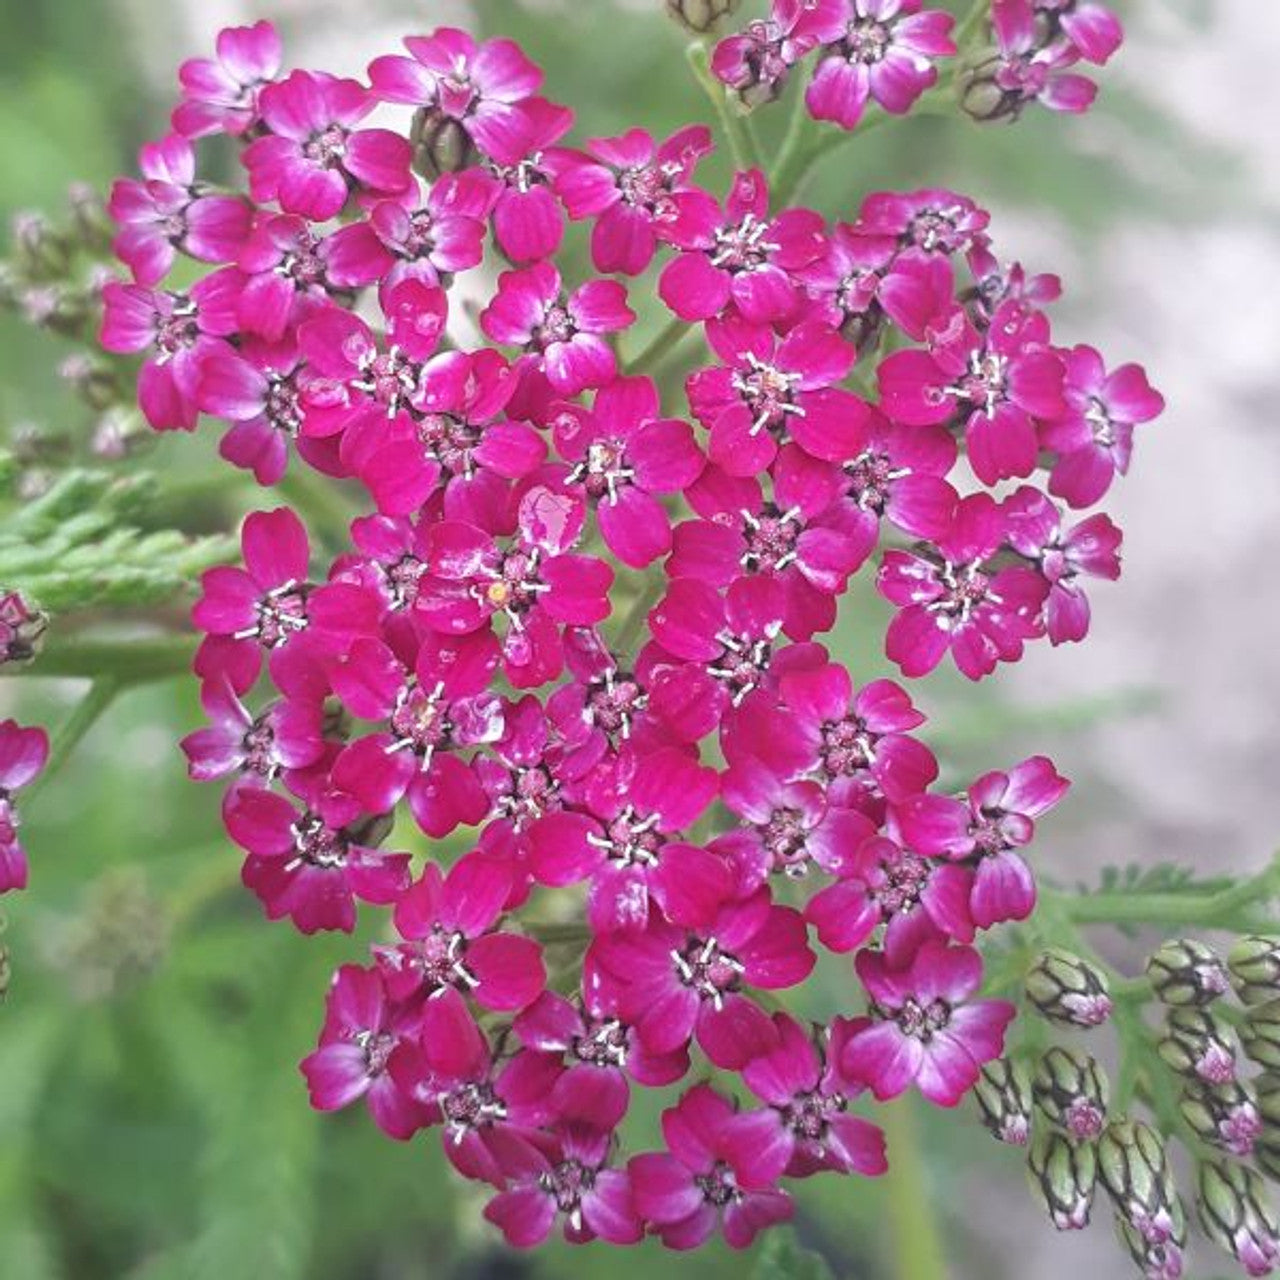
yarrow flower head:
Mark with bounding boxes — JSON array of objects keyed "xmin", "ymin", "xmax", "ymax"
[{"xmin": 102, "ymin": 7, "xmax": 1154, "ymax": 1259}]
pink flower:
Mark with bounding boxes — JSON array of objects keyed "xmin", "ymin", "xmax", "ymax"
[
  {"xmin": 1042, "ymin": 344, "xmax": 1164, "ymax": 508},
  {"xmin": 853, "ymin": 187, "xmax": 990, "ymax": 256},
  {"xmin": 645, "ymin": 576, "xmax": 789, "ymax": 742},
  {"xmin": 173, "ymin": 21, "xmax": 283, "ymax": 139},
  {"xmin": 726, "ymin": 661, "xmax": 938, "ymax": 804},
  {"xmin": 481, "ymin": 262, "xmax": 634, "ymax": 396},
  {"xmin": 988, "ymin": 0, "xmax": 1100, "ymax": 116},
  {"xmin": 100, "ymin": 275, "xmax": 238, "ymax": 430},
  {"xmin": 372, "ymin": 855, "xmax": 545, "ymax": 1012},
  {"xmin": 805, "ymin": 834, "xmax": 975, "ymax": 959},
  {"xmin": 686, "ymin": 315, "xmax": 869, "ymax": 476},
  {"xmin": 483, "ymin": 1124, "xmax": 641, "ymax": 1246},
  {"xmin": 726, "ymin": 1014, "xmax": 888, "ymax": 1182},
  {"xmin": 553, "ymin": 376, "xmax": 705, "ymax": 568},
  {"xmin": 1034, "ymin": 0, "xmax": 1124, "ymax": 66},
  {"xmin": 329, "ymin": 631, "xmax": 500, "ymax": 837},
  {"xmin": 243, "ymin": 71, "xmax": 412, "ymax": 221},
  {"xmin": 326, "ymin": 173, "xmax": 491, "ymax": 300},
  {"xmin": 181, "ymin": 676, "xmax": 325, "ymax": 787},
  {"xmin": 844, "ymin": 940, "xmax": 1015, "ymax": 1106},
  {"xmin": 550, "ymin": 124, "xmax": 714, "ymax": 276},
  {"xmin": 368, "ymin": 27, "xmax": 544, "ymax": 165},
  {"xmin": 232, "ymin": 215, "xmax": 340, "ymax": 343},
  {"xmin": 528, "ymin": 745, "xmax": 727, "ymax": 934},
  {"xmin": 877, "ymin": 492, "xmax": 1049, "ymax": 680},
  {"xmin": 192, "ymin": 507, "xmax": 380, "ymax": 690},
  {"xmin": 629, "ymin": 1084, "xmax": 793, "ymax": 1249},
  {"xmin": 1005, "ymin": 484, "xmax": 1122, "ymax": 644},
  {"xmin": 807, "ymin": 1, "xmax": 957, "ymax": 131},
  {"xmin": 660, "ymin": 170, "xmax": 827, "ymax": 323},
  {"xmin": 590, "ymin": 888, "xmax": 814, "ymax": 1069},
  {"xmin": 300, "ymin": 964, "xmax": 429, "ymax": 1139},
  {"xmin": 415, "ymin": 488, "xmax": 614, "ymax": 686},
  {"xmin": 878, "ymin": 301, "xmax": 1066, "ymax": 485},
  {"xmin": 109, "ymin": 134, "xmax": 251, "ymax": 285},
  {"xmin": 0, "ymin": 720, "xmax": 49, "ymax": 894},
  {"xmin": 712, "ymin": 0, "xmax": 848, "ymax": 106},
  {"xmin": 224, "ymin": 787, "xmax": 412, "ymax": 934},
  {"xmin": 478, "ymin": 98, "xmax": 575, "ymax": 264},
  {"xmin": 894, "ymin": 754, "xmax": 1069, "ymax": 927}
]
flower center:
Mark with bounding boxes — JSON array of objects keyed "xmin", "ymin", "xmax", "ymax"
[
  {"xmin": 618, "ymin": 163, "xmax": 669, "ymax": 211},
  {"xmin": 391, "ymin": 925, "xmax": 477, "ymax": 993},
  {"xmin": 843, "ymin": 18, "xmax": 892, "ymax": 64},
  {"xmin": 929, "ymin": 560, "xmax": 990, "ymax": 626},
  {"xmin": 154, "ymin": 296, "xmax": 199, "ymax": 360},
  {"xmin": 535, "ymin": 303, "xmax": 576, "ymax": 349},
  {"xmin": 352, "ymin": 348, "xmax": 420, "ymax": 416},
  {"xmin": 569, "ymin": 438, "xmax": 634, "ymax": 505},
  {"xmin": 290, "ymin": 814, "xmax": 347, "ymax": 869},
  {"xmin": 894, "ymin": 996, "xmax": 952, "ymax": 1040},
  {"xmin": 265, "ymin": 372, "xmax": 304, "ymax": 437},
  {"xmin": 845, "ymin": 448, "xmax": 907, "ymax": 512},
  {"xmin": 759, "ymin": 805, "xmax": 812, "ymax": 877},
  {"xmin": 241, "ymin": 581, "xmax": 310, "ymax": 648},
  {"xmin": 695, "ymin": 1161, "xmax": 741, "ymax": 1207},
  {"xmin": 741, "ymin": 505, "xmax": 801, "ymax": 572},
  {"xmin": 539, "ymin": 1159, "xmax": 597, "ymax": 1221},
  {"xmin": 732, "ymin": 353, "xmax": 805, "ymax": 437},
  {"xmin": 820, "ymin": 716, "xmax": 876, "ymax": 778},
  {"xmin": 354, "ymin": 1028, "xmax": 396, "ymax": 1076},
  {"xmin": 707, "ymin": 629, "xmax": 776, "ymax": 706},
  {"xmin": 441, "ymin": 1082, "xmax": 506, "ymax": 1136},
  {"xmin": 383, "ymin": 554, "xmax": 425, "ymax": 609},
  {"xmin": 783, "ymin": 1089, "xmax": 844, "ymax": 1141},
  {"xmin": 588, "ymin": 806, "xmax": 665, "ymax": 867},
  {"xmin": 907, "ymin": 205, "xmax": 966, "ymax": 253},
  {"xmin": 672, "ymin": 935, "xmax": 744, "ymax": 1007},
  {"xmin": 276, "ymin": 232, "xmax": 327, "ymax": 286},
  {"xmin": 711, "ymin": 214, "xmax": 779, "ymax": 273},
  {"xmin": 241, "ymin": 716, "xmax": 281, "ymax": 779},
  {"xmin": 573, "ymin": 1017, "xmax": 630, "ymax": 1068},
  {"xmin": 875, "ymin": 849, "xmax": 931, "ymax": 917},
  {"xmin": 402, "ymin": 210, "xmax": 437, "ymax": 256},
  {"xmin": 417, "ymin": 411, "xmax": 481, "ymax": 476},
  {"xmin": 496, "ymin": 763, "xmax": 560, "ymax": 829},
  {"xmin": 388, "ymin": 681, "xmax": 452, "ymax": 761},
  {"xmin": 303, "ymin": 125, "xmax": 348, "ymax": 168},
  {"xmin": 585, "ymin": 670, "xmax": 648, "ymax": 741}
]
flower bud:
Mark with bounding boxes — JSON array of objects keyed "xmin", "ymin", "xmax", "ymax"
[
  {"xmin": 10, "ymin": 210, "xmax": 71, "ymax": 276},
  {"xmin": 1114, "ymin": 1217, "xmax": 1186, "ymax": 1280},
  {"xmin": 1025, "ymin": 947, "xmax": 1112, "ymax": 1028},
  {"xmin": 1027, "ymin": 1128, "xmax": 1097, "ymax": 1230},
  {"xmin": 974, "ymin": 1057, "xmax": 1033, "ymax": 1146},
  {"xmin": 0, "ymin": 591, "xmax": 46, "ymax": 668},
  {"xmin": 410, "ymin": 107, "xmax": 476, "ymax": 180},
  {"xmin": 1180, "ymin": 1079, "xmax": 1262, "ymax": 1157},
  {"xmin": 1197, "ymin": 1159, "xmax": 1280, "ymax": 1277},
  {"xmin": 1097, "ymin": 1122, "xmax": 1186, "ymax": 1252},
  {"xmin": 1230, "ymin": 936, "xmax": 1280, "ymax": 1005},
  {"xmin": 67, "ymin": 182, "xmax": 113, "ymax": 253},
  {"xmin": 1146, "ymin": 939, "xmax": 1230, "ymax": 1007},
  {"xmin": 664, "ymin": 0, "xmax": 742, "ymax": 34},
  {"xmin": 1251, "ymin": 1076, "xmax": 1280, "ymax": 1183},
  {"xmin": 1242, "ymin": 999, "xmax": 1280, "ymax": 1071},
  {"xmin": 1158, "ymin": 1007, "xmax": 1238, "ymax": 1085},
  {"xmin": 59, "ymin": 354, "xmax": 123, "ymax": 413},
  {"xmin": 1033, "ymin": 1046, "xmax": 1109, "ymax": 1141}
]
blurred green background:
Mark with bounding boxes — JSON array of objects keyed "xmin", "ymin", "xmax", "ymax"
[{"xmin": 1, "ymin": 1, "xmax": 1274, "ymax": 1277}]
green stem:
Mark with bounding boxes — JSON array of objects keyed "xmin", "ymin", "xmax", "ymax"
[
  {"xmin": 1043, "ymin": 860, "xmax": 1280, "ymax": 931},
  {"xmin": 952, "ymin": 0, "xmax": 993, "ymax": 51},
  {"xmin": 524, "ymin": 921, "xmax": 591, "ymax": 947},
  {"xmin": 277, "ymin": 469, "xmax": 356, "ymax": 551},
  {"xmin": 686, "ymin": 42, "xmax": 753, "ymax": 172},
  {"xmin": 4, "ymin": 634, "xmax": 195, "ymax": 683},
  {"xmin": 24, "ymin": 677, "xmax": 121, "ymax": 805},
  {"xmin": 882, "ymin": 1098, "xmax": 950, "ymax": 1280},
  {"xmin": 624, "ymin": 316, "xmax": 694, "ymax": 376},
  {"xmin": 615, "ymin": 575, "xmax": 664, "ymax": 658}
]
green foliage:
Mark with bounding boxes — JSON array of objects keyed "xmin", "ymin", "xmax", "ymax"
[
  {"xmin": 0, "ymin": 469, "xmax": 234, "ymax": 612},
  {"xmin": 1080, "ymin": 862, "xmax": 1237, "ymax": 900},
  {"xmin": 750, "ymin": 1228, "xmax": 838, "ymax": 1280}
]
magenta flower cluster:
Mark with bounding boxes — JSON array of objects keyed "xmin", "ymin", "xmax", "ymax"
[
  {"xmin": 102, "ymin": 15, "xmax": 1158, "ymax": 1251},
  {"xmin": 711, "ymin": 0, "xmax": 1123, "ymax": 120}
]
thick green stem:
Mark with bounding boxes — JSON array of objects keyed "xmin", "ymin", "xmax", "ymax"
[
  {"xmin": 686, "ymin": 43, "xmax": 754, "ymax": 172},
  {"xmin": 881, "ymin": 1098, "xmax": 950, "ymax": 1280},
  {"xmin": 24, "ymin": 677, "xmax": 122, "ymax": 805},
  {"xmin": 952, "ymin": 0, "xmax": 994, "ymax": 51},
  {"xmin": 5, "ymin": 634, "xmax": 195, "ymax": 683},
  {"xmin": 1043, "ymin": 860, "xmax": 1280, "ymax": 932}
]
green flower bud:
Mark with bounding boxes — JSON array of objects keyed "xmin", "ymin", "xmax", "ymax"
[
  {"xmin": 1251, "ymin": 1076, "xmax": 1280, "ymax": 1183},
  {"xmin": 1145, "ymin": 938, "xmax": 1230, "ymax": 1007},
  {"xmin": 410, "ymin": 108, "xmax": 476, "ymax": 180},
  {"xmin": 664, "ymin": 0, "xmax": 742, "ymax": 34},
  {"xmin": 67, "ymin": 182, "xmax": 113, "ymax": 253},
  {"xmin": 1024, "ymin": 947, "xmax": 1112, "ymax": 1028},
  {"xmin": 1033, "ymin": 1047, "xmax": 1109, "ymax": 1141},
  {"xmin": 1179, "ymin": 1078, "xmax": 1262, "ymax": 1157},
  {"xmin": 1197, "ymin": 1159, "xmax": 1280, "ymax": 1275},
  {"xmin": 1027, "ymin": 1129, "xmax": 1097, "ymax": 1231},
  {"xmin": 1232, "ymin": 936, "xmax": 1280, "ymax": 1005},
  {"xmin": 1158, "ymin": 1007, "xmax": 1238, "ymax": 1084},
  {"xmin": 974, "ymin": 1057, "xmax": 1032, "ymax": 1146},
  {"xmin": 1097, "ymin": 1121, "xmax": 1186, "ymax": 1251},
  {"xmin": 1242, "ymin": 998, "xmax": 1280, "ymax": 1071},
  {"xmin": 1114, "ymin": 1216, "xmax": 1186, "ymax": 1280}
]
